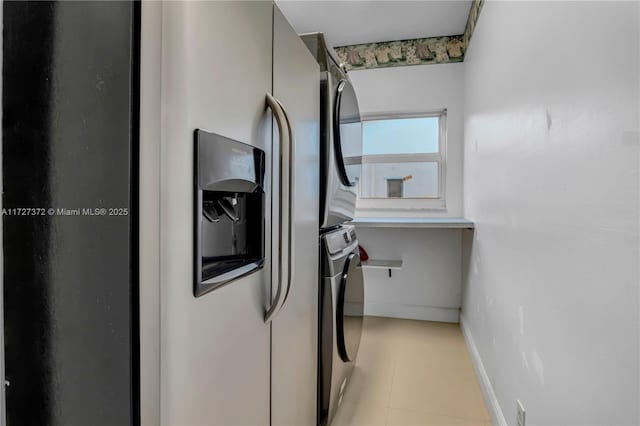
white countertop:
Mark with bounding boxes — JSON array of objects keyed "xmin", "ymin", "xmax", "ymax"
[{"xmin": 352, "ymin": 217, "xmax": 474, "ymax": 229}]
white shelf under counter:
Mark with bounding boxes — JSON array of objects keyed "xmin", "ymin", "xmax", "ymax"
[
  {"xmin": 352, "ymin": 217, "xmax": 474, "ymax": 229},
  {"xmin": 360, "ymin": 259, "xmax": 403, "ymax": 270},
  {"xmin": 359, "ymin": 259, "xmax": 403, "ymax": 277}
]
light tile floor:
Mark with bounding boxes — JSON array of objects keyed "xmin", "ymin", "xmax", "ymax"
[{"xmin": 331, "ymin": 316, "xmax": 491, "ymax": 426}]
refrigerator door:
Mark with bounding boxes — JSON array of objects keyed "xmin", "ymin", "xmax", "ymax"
[
  {"xmin": 2, "ymin": 2, "xmax": 138, "ymax": 425},
  {"xmin": 158, "ymin": 2, "xmax": 272, "ymax": 424},
  {"xmin": 271, "ymin": 5, "xmax": 320, "ymax": 426}
]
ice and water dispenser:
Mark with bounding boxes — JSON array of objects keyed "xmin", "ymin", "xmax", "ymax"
[{"xmin": 194, "ymin": 130, "xmax": 265, "ymax": 297}]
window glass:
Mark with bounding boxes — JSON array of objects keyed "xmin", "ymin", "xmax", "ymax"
[
  {"xmin": 337, "ymin": 81, "xmax": 362, "ymax": 185},
  {"xmin": 360, "ymin": 162, "xmax": 439, "ymax": 199},
  {"xmin": 362, "ymin": 117, "xmax": 439, "ymax": 155}
]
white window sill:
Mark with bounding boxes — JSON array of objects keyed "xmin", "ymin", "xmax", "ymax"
[
  {"xmin": 351, "ymin": 217, "xmax": 474, "ymax": 229},
  {"xmin": 357, "ymin": 206, "xmax": 448, "ymax": 212},
  {"xmin": 356, "ymin": 198, "xmax": 446, "ymax": 212}
]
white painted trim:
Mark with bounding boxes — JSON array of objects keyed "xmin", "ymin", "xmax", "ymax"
[
  {"xmin": 361, "ymin": 153, "xmax": 441, "ymax": 164},
  {"xmin": 438, "ymin": 109, "xmax": 447, "ymax": 202},
  {"xmin": 361, "ymin": 110, "xmax": 445, "ymax": 122},
  {"xmin": 365, "ymin": 301, "xmax": 459, "ymax": 323},
  {"xmin": 460, "ymin": 314, "xmax": 507, "ymax": 426}
]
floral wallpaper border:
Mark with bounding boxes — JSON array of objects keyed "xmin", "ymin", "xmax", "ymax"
[{"xmin": 335, "ymin": 0, "xmax": 484, "ymax": 71}]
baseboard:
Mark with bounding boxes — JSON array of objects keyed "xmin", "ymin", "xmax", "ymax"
[
  {"xmin": 460, "ymin": 314, "xmax": 507, "ymax": 426},
  {"xmin": 364, "ymin": 301, "xmax": 459, "ymax": 323}
]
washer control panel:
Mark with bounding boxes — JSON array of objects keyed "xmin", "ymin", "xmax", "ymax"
[{"xmin": 324, "ymin": 225, "xmax": 357, "ymax": 256}]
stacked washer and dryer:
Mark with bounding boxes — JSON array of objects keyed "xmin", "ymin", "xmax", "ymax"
[{"xmin": 301, "ymin": 33, "xmax": 365, "ymax": 426}]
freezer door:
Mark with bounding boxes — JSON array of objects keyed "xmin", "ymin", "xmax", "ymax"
[
  {"xmin": 157, "ymin": 2, "xmax": 272, "ymax": 424},
  {"xmin": 271, "ymin": 5, "xmax": 321, "ymax": 426}
]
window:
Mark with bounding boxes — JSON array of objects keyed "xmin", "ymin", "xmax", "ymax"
[{"xmin": 357, "ymin": 111, "xmax": 447, "ymax": 212}]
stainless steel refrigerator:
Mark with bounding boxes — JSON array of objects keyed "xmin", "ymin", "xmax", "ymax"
[{"xmin": 139, "ymin": 2, "xmax": 320, "ymax": 425}]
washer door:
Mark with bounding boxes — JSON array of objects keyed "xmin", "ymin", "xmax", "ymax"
[
  {"xmin": 332, "ymin": 79, "xmax": 362, "ymax": 187},
  {"xmin": 336, "ymin": 252, "xmax": 364, "ymax": 362}
]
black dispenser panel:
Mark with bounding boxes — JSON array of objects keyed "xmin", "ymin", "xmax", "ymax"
[{"xmin": 194, "ymin": 130, "xmax": 266, "ymax": 297}]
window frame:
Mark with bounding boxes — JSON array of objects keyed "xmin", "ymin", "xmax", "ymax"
[{"xmin": 356, "ymin": 109, "xmax": 448, "ymax": 212}]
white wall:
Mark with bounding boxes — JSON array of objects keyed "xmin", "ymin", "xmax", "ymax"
[
  {"xmin": 356, "ymin": 227, "xmax": 465, "ymax": 323},
  {"xmin": 462, "ymin": 2, "xmax": 640, "ymax": 425},
  {"xmin": 350, "ymin": 63, "xmax": 466, "ymax": 322}
]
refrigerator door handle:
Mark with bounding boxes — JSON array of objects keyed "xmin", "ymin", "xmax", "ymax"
[
  {"xmin": 274, "ymin": 97, "xmax": 295, "ymax": 308},
  {"xmin": 265, "ymin": 93, "xmax": 290, "ymax": 323}
]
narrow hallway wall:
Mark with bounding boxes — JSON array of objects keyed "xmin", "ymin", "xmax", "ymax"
[{"xmin": 462, "ymin": 2, "xmax": 640, "ymax": 425}]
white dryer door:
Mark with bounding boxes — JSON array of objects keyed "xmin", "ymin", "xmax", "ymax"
[
  {"xmin": 322, "ymin": 78, "xmax": 362, "ymax": 228},
  {"xmin": 333, "ymin": 79, "xmax": 362, "ymax": 187}
]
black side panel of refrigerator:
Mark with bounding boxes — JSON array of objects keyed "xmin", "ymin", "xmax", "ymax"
[{"xmin": 2, "ymin": 2, "xmax": 140, "ymax": 425}]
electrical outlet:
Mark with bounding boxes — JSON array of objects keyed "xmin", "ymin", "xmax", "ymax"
[{"xmin": 516, "ymin": 400, "xmax": 526, "ymax": 426}]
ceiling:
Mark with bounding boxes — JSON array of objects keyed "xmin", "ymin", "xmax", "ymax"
[{"xmin": 276, "ymin": 1, "xmax": 472, "ymax": 48}]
